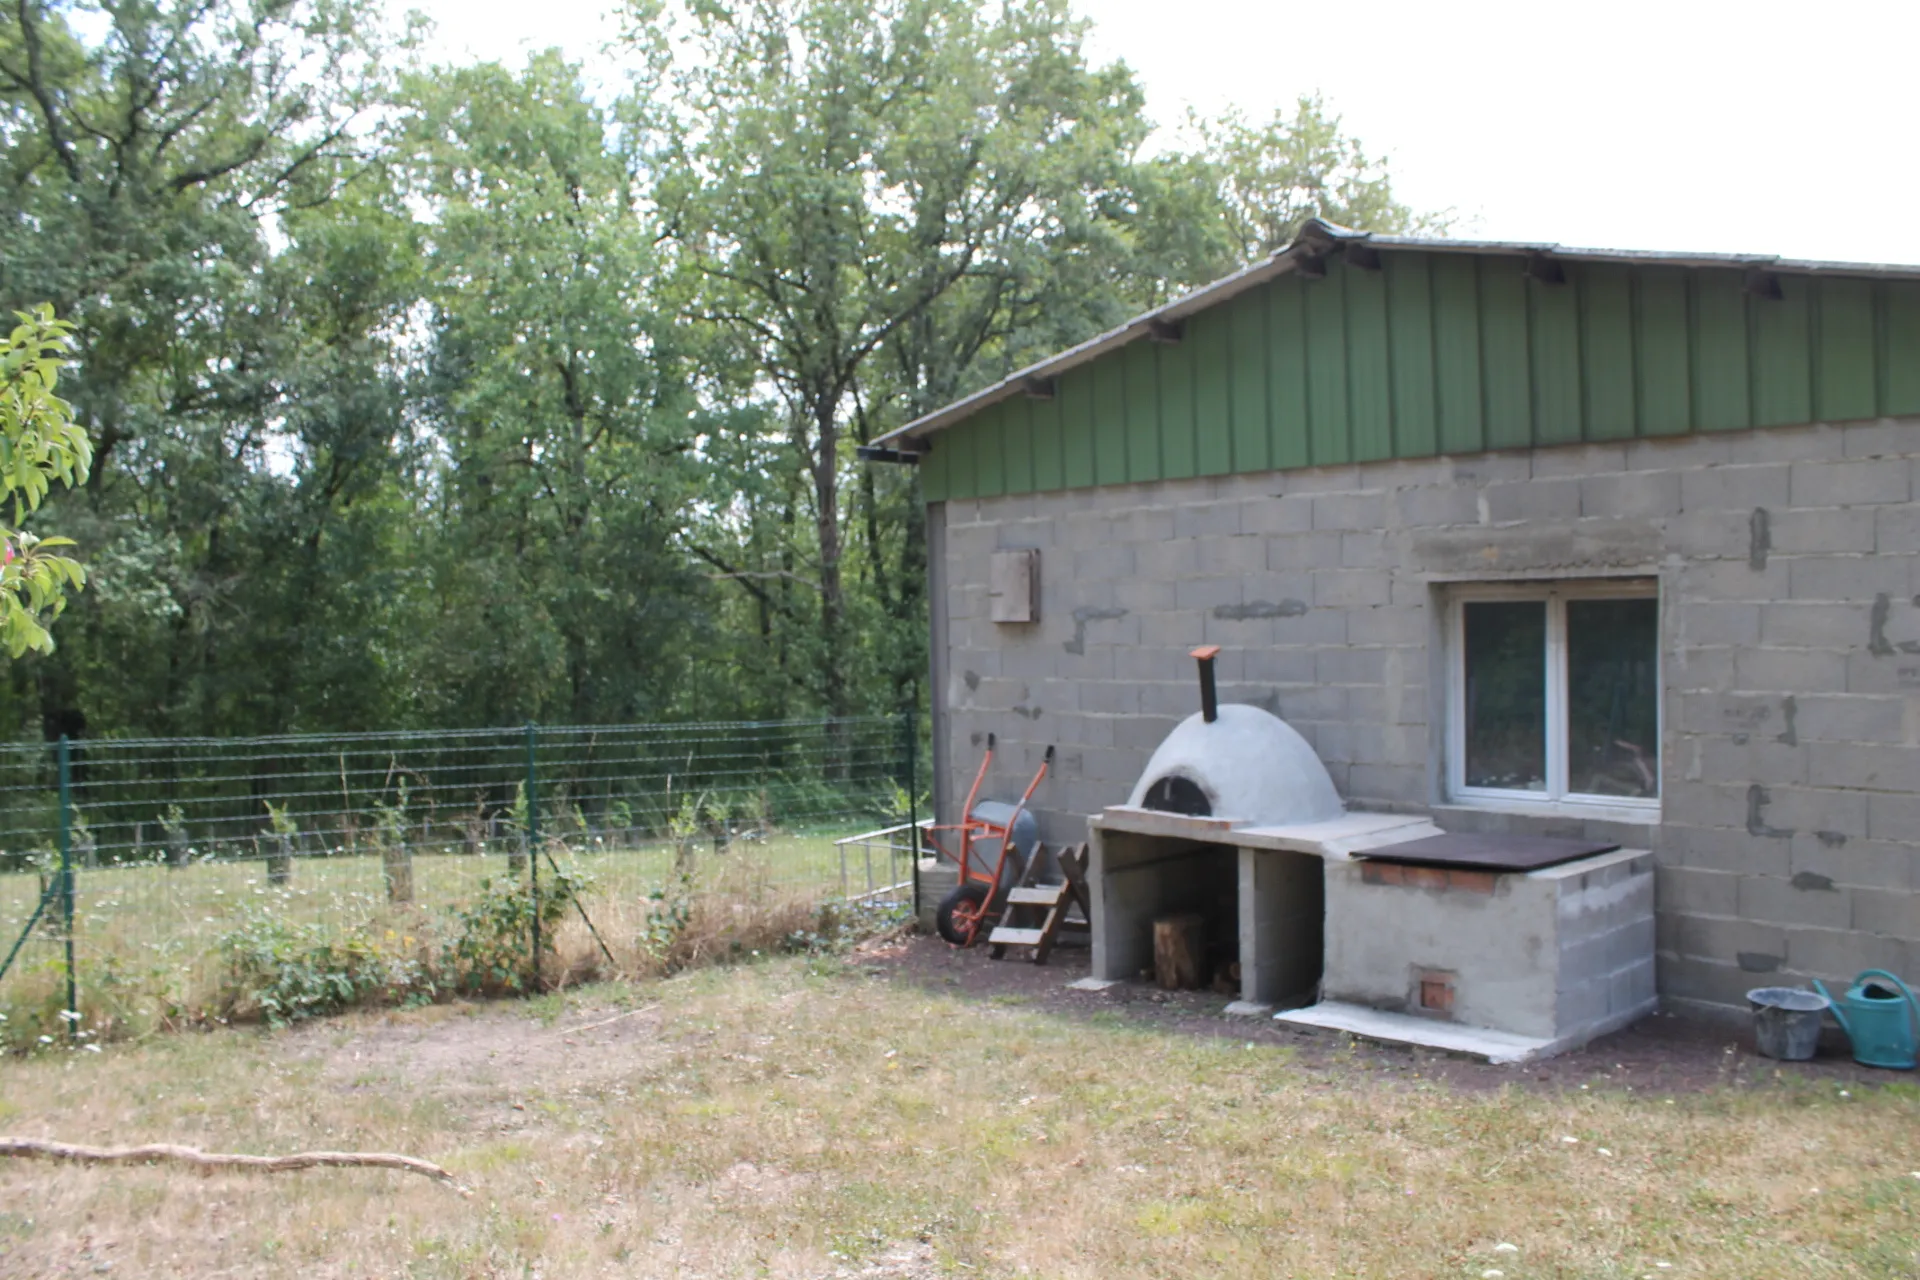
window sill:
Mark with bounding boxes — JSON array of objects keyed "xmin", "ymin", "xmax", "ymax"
[{"xmin": 1434, "ymin": 799, "xmax": 1661, "ymax": 829}]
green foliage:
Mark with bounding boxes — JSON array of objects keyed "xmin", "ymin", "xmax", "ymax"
[
  {"xmin": 0, "ymin": 0, "xmax": 1435, "ymax": 740},
  {"xmin": 441, "ymin": 866, "xmax": 588, "ymax": 995},
  {"xmin": 217, "ymin": 907, "xmax": 427, "ymax": 1027},
  {"xmin": 0, "ymin": 308, "xmax": 89, "ymax": 657}
]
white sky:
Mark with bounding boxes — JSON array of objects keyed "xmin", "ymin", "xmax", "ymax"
[{"xmin": 399, "ymin": 0, "xmax": 1920, "ymax": 265}]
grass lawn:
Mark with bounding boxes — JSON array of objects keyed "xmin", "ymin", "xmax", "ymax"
[{"xmin": 1, "ymin": 944, "xmax": 1916, "ymax": 1278}]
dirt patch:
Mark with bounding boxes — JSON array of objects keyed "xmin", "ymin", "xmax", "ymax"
[
  {"xmin": 283, "ymin": 999, "xmax": 664, "ymax": 1102},
  {"xmin": 859, "ymin": 932, "xmax": 1899, "ymax": 1094}
]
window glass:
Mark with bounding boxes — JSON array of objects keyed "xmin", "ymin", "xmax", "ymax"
[
  {"xmin": 1462, "ymin": 600, "xmax": 1546, "ymax": 791},
  {"xmin": 1566, "ymin": 597, "xmax": 1660, "ymax": 798}
]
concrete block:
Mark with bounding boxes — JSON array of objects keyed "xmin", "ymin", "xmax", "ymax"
[
  {"xmin": 1656, "ymin": 819, "xmax": 1790, "ymax": 876},
  {"xmin": 1317, "ymin": 646, "xmax": 1389, "ymax": 685},
  {"xmin": 1872, "ymin": 504, "xmax": 1920, "ymax": 556},
  {"xmin": 1866, "ymin": 790, "xmax": 1920, "ymax": 842},
  {"xmin": 1791, "ymin": 694, "xmax": 1910, "ymax": 745},
  {"xmin": 1657, "ymin": 865, "xmax": 1740, "ymax": 916},
  {"xmin": 1443, "ymin": 452, "xmax": 1532, "ymax": 486},
  {"xmin": 1532, "ymin": 442, "xmax": 1629, "ymax": 478},
  {"xmin": 1110, "ymin": 508, "xmax": 1176, "ymax": 543},
  {"xmin": 1580, "ymin": 471, "xmax": 1681, "ymax": 519},
  {"xmin": 1742, "ymin": 423, "xmax": 1843, "ymax": 463},
  {"xmin": 1484, "ymin": 478, "xmax": 1583, "ymax": 522},
  {"xmin": 1611, "ymin": 960, "xmax": 1658, "ymax": 1014},
  {"xmin": 1673, "ymin": 913, "xmax": 1789, "ymax": 966},
  {"xmin": 1345, "ymin": 763, "xmax": 1426, "ymax": 807},
  {"xmin": 1807, "ymin": 743, "xmax": 1919, "ymax": 792},
  {"xmin": 1200, "ymin": 535, "xmax": 1271, "ymax": 575},
  {"xmin": 1664, "ymin": 508, "xmax": 1754, "ymax": 559},
  {"xmin": 1172, "ymin": 502, "xmax": 1244, "ymax": 539},
  {"xmin": 1790, "ymin": 459, "xmax": 1911, "ymax": 508},
  {"xmin": 1782, "ymin": 925, "xmax": 1909, "ymax": 983},
  {"xmin": 1684, "ymin": 557, "xmax": 1789, "ymax": 601},
  {"xmin": 1242, "ymin": 647, "xmax": 1319, "ymax": 685},
  {"xmin": 1340, "ymin": 530, "xmax": 1390, "ymax": 568},
  {"xmin": 1734, "ymin": 647, "xmax": 1848, "ymax": 693},
  {"xmin": 1134, "ymin": 539, "xmax": 1199, "ymax": 577},
  {"xmin": 1071, "ymin": 542, "xmax": 1134, "ymax": 581},
  {"xmin": 1667, "ymin": 646, "xmax": 1736, "ymax": 692},
  {"xmin": 1737, "ymin": 873, "xmax": 1852, "ymax": 931},
  {"xmin": 1841, "ymin": 418, "xmax": 1920, "ymax": 459},
  {"xmin": 1265, "ymin": 531, "xmax": 1344, "ymax": 571},
  {"xmin": 1174, "ymin": 575, "xmax": 1243, "ymax": 612},
  {"xmin": 1786, "ymin": 557, "xmax": 1912, "ymax": 602},
  {"xmin": 1679, "ymin": 464, "xmax": 1790, "ymax": 511},
  {"xmin": 1760, "ymin": 602, "xmax": 1871, "ymax": 649},
  {"xmin": 1851, "ymin": 888, "xmax": 1918, "ymax": 938},
  {"xmin": 1672, "ymin": 690, "xmax": 1789, "ymax": 737},
  {"xmin": 1790, "ymin": 833, "xmax": 1911, "ymax": 892},
  {"xmin": 1660, "ymin": 953, "xmax": 1768, "ymax": 1008},
  {"xmin": 1695, "ymin": 735, "xmax": 1807, "ymax": 787},
  {"xmin": 1311, "ymin": 491, "xmax": 1387, "ymax": 531},
  {"xmin": 1765, "ymin": 786, "xmax": 1868, "ymax": 836},
  {"xmin": 1845, "ymin": 651, "xmax": 1920, "ymax": 696},
  {"xmin": 1766, "ymin": 506, "xmax": 1878, "ymax": 554},
  {"xmin": 1313, "ymin": 569, "xmax": 1392, "ymax": 608},
  {"xmin": 1344, "ymin": 607, "xmax": 1428, "ymax": 647},
  {"xmin": 1390, "ymin": 484, "xmax": 1481, "ymax": 528},
  {"xmin": 1113, "ymin": 578, "xmax": 1176, "ymax": 613},
  {"xmin": 1242, "ymin": 496, "xmax": 1314, "ymax": 535},
  {"xmin": 1661, "ymin": 781, "xmax": 1759, "ymax": 830},
  {"xmin": 1627, "ymin": 433, "xmax": 1738, "ymax": 472},
  {"xmin": 1676, "ymin": 602, "xmax": 1762, "ymax": 647}
]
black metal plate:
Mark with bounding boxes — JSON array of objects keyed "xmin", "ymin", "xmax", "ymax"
[{"xmin": 1358, "ymin": 832, "xmax": 1619, "ymax": 873}]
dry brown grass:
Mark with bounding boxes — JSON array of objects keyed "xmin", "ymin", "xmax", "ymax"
[{"xmin": 1, "ymin": 954, "xmax": 1916, "ymax": 1278}]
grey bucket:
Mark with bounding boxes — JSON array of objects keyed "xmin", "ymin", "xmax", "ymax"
[{"xmin": 1748, "ymin": 987, "xmax": 1830, "ymax": 1061}]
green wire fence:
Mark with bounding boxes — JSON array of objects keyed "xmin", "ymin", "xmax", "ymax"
[{"xmin": 0, "ymin": 716, "xmax": 920, "ymax": 1048}]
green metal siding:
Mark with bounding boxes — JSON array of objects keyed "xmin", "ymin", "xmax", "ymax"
[{"xmin": 918, "ymin": 251, "xmax": 1920, "ymax": 502}]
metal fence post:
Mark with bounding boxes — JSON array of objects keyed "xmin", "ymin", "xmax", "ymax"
[
  {"xmin": 57, "ymin": 734, "xmax": 76, "ymax": 1039},
  {"xmin": 525, "ymin": 722, "xmax": 541, "ymax": 991},
  {"xmin": 904, "ymin": 708, "xmax": 919, "ymax": 920}
]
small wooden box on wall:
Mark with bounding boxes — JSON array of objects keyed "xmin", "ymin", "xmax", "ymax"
[{"xmin": 989, "ymin": 549, "xmax": 1039, "ymax": 624}]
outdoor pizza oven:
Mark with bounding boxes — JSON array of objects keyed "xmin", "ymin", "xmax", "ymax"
[
  {"xmin": 1083, "ymin": 646, "xmax": 1659, "ymax": 1062},
  {"xmin": 1129, "ymin": 648, "xmax": 1343, "ymax": 828}
]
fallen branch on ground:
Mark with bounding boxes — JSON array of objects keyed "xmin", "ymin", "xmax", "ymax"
[
  {"xmin": 0, "ymin": 1138, "xmax": 466, "ymax": 1192},
  {"xmin": 557, "ymin": 1004, "xmax": 655, "ymax": 1037}
]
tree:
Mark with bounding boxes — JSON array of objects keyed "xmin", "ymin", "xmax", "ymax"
[
  {"xmin": 643, "ymin": 0, "xmax": 1151, "ymax": 718},
  {"xmin": 1193, "ymin": 95, "xmax": 1447, "ymax": 262},
  {"xmin": 0, "ymin": 307, "xmax": 89, "ymax": 657},
  {"xmin": 401, "ymin": 54, "xmax": 707, "ymax": 725}
]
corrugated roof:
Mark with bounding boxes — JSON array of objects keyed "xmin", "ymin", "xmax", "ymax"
[{"xmin": 875, "ymin": 219, "xmax": 1920, "ymax": 448}]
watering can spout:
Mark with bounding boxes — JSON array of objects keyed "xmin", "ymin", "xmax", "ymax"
[{"xmin": 1811, "ymin": 978, "xmax": 1848, "ymax": 1037}]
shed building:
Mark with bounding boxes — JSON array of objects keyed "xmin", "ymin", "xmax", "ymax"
[{"xmin": 879, "ymin": 220, "xmax": 1920, "ymax": 1018}]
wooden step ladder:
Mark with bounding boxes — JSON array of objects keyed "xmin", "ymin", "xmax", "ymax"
[{"xmin": 988, "ymin": 842, "xmax": 1091, "ymax": 964}]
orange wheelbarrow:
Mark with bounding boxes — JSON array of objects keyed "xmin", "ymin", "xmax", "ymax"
[{"xmin": 924, "ymin": 734, "xmax": 1054, "ymax": 946}]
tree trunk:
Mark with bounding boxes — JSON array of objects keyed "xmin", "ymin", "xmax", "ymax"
[{"xmin": 1153, "ymin": 914, "xmax": 1205, "ymax": 990}]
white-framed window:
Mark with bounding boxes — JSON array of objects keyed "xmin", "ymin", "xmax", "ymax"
[{"xmin": 1445, "ymin": 580, "xmax": 1661, "ymax": 814}]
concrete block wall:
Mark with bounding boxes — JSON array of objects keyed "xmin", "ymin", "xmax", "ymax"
[{"xmin": 933, "ymin": 415, "xmax": 1920, "ymax": 1012}]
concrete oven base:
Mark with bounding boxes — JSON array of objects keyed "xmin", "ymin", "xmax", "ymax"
[
  {"xmin": 1322, "ymin": 846, "xmax": 1657, "ymax": 1047},
  {"xmin": 1086, "ymin": 805, "xmax": 1659, "ymax": 1061}
]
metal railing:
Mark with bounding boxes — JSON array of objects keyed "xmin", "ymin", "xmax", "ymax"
[{"xmin": 0, "ymin": 715, "xmax": 919, "ymax": 1047}]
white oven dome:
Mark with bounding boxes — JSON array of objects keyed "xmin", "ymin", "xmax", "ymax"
[{"xmin": 1126, "ymin": 704, "xmax": 1342, "ymax": 827}]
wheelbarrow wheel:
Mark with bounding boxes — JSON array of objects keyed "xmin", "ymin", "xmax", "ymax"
[{"xmin": 936, "ymin": 881, "xmax": 991, "ymax": 947}]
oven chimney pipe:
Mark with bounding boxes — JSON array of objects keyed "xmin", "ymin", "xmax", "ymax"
[{"xmin": 1190, "ymin": 645, "xmax": 1220, "ymax": 723}]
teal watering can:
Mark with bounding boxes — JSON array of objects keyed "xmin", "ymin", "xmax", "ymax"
[{"xmin": 1811, "ymin": 970, "xmax": 1920, "ymax": 1070}]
